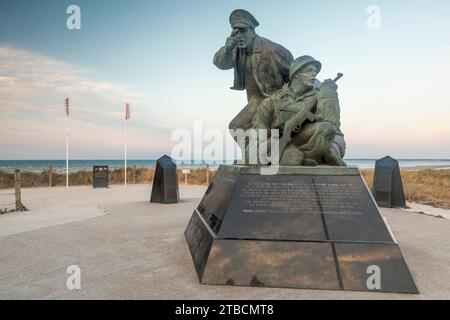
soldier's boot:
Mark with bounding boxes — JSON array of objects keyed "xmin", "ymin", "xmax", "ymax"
[
  {"xmin": 280, "ymin": 145, "xmax": 304, "ymax": 166},
  {"xmin": 302, "ymin": 159, "xmax": 319, "ymax": 167},
  {"xmin": 324, "ymin": 143, "xmax": 347, "ymax": 167}
]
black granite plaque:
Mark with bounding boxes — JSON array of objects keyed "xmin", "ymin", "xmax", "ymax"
[
  {"xmin": 184, "ymin": 165, "xmax": 418, "ymax": 293},
  {"xmin": 373, "ymin": 156, "xmax": 406, "ymax": 208},
  {"xmin": 335, "ymin": 243, "xmax": 418, "ymax": 293},
  {"xmin": 315, "ymin": 175, "xmax": 393, "ymax": 242},
  {"xmin": 202, "ymin": 240, "xmax": 339, "ymax": 290},
  {"xmin": 150, "ymin": 155, "xmax": 179, "ymax": 204},
  {"xmin": 185, "ymin": 210, "xmax": 214, "ymax": 279},
  {"xmin": 197, "ymin": 166, "xmax": 239, "ymax": 233},
  {"xmin": 92, "ymin": 165, "xmax": 108, "ymax": 188},
  {"xmin": 218, "ymin": 175, "xmax": 326, "ymax": 241}
]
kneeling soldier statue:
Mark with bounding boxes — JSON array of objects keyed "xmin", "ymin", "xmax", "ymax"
[{"xmin": 252, "ymin": 55, "xmax": 347, "ymax": 166}]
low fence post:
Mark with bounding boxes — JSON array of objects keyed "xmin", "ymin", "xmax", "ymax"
[
  {"xmin": 49, "ymin": 166, "xmax": 53, "ymax": 187},
  {"xmin": 15, "ymin": 169, "xmax": 21, "ymax": 210},
  {"xmin": 14, "ymin": 169, "xmax": 27, "ymax": 211}
]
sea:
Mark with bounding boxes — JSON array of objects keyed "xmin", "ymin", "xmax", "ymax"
[{"xmin": 1, "ymin": 159, "xmax": 450, "ymax": 173}]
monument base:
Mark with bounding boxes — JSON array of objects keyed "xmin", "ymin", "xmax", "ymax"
[{"xmin": 185, "ymin": 165, "xmax": 418, "ymax": 294}]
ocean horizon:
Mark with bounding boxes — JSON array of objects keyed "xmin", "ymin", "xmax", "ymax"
[{"xmin": 1, "ymin": 159, "xmax": 450, "ymax": 173}]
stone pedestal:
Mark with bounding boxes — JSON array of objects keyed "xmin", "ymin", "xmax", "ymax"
[
  {"xmin": 185, "ymin": 165, "xmax": 417, "ymax": 293},
  {"xmin": 150, "ymin": 155, "xmax": 179, "ymax": 204}
]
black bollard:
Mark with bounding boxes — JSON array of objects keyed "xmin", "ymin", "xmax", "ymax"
[
  {"xmin": 372, "ymin": 156, "xmax": 406, "ymax": 208},
  {"xmin": 150, "ymin": 155, "xmax": 179, "ymax": 204}
]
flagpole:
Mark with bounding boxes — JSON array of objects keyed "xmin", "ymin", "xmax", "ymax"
[
  {"xmin": 124, "ymin": 103, "xmax": 130, "ymax": 187},
  {"xmin": 125, "ymin": 115, "xmax": 127, "ymax": 187},
  {"xmin": 65, "ymin": 98, "xmax": 69, "ymax": 188}
]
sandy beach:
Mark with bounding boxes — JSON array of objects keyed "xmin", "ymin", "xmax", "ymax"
[{"xmin": 0, "ymin": 184, "xmax": 449, "ymax": 300}]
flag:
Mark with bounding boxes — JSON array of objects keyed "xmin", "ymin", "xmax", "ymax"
[
  {"xmin": 64, "ymin": 98, "xmax": 69, "ymax": 116},
  {"xmin": 125, "ymin": 103, "xmax": 131, "ymax": 120}
]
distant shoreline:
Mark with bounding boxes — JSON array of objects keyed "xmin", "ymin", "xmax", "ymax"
[{"xmin": 1, "ymin": 159, "xmax": 450, "ymax": 173}]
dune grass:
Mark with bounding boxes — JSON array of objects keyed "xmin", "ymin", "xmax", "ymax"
[
  {"xmin": 0, "ymin": 168, "xmax": 216, "ymax": 189},
  {"xmin": 1, "ymin": 167, "xmax": 448, "ymax": 210},
  {"xmin": 362, "ymin": 169, "xmax": 450, "ymax": 210}
]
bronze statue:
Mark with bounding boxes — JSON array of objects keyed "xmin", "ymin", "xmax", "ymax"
[
  {"xmin": 213, "ymin": 9, "xmax": 293, "ymax": 131},
  {"xmin": 252, "ymin": 55, "xmax": 347, "ymax": 166},
  {"xmin": 185, "ymin": 11, "xmax": 417, "ymax": 294}
]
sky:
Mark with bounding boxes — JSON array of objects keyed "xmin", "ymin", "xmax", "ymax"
[{"xmin": 0, "ymin": 0, "xmax": 449, "ymax": 160}]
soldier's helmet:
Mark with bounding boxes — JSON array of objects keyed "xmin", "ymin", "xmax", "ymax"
[
  {"xmin": 289, "ymin": 55, "xmax": 322, "ymax": 80},
  {"xmin": 229, "ymin": 9, "xmax": 259, "ymax": 29}
]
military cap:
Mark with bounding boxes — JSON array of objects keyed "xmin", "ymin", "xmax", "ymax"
[
  {"xmin": 289, "ymin": 55, "xmax": 322, "ymax": 80},
  {"xmin": 229, "ymin": 9, "xmax": 259, "ymax": 29}
]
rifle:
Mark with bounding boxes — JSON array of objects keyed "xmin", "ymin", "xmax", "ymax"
[{"xmin": 278, "ymin": 73, "xmax": 343, "ymax": 162}]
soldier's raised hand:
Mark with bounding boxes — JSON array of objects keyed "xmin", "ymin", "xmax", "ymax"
[{"xmin": 225, "ymin": 30, "xmax": 238, "ymax": 48}]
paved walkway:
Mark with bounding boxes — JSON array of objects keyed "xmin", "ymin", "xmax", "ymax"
[{"xmin": 0, "ymin": 185, "xmax": 449, "ymax": 299}]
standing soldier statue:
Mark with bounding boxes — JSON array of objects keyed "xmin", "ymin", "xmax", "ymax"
[{"xmin": 213, "ymin": 9, "xmax": 294, "ymax": 131}]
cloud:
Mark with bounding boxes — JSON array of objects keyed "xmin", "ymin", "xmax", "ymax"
[
  {"xmin": 0, "ymin": 45, "xmax": 172, "ymax": 159},
  {"xmin": 0, "ymin": 45, "xmax": 136, "ymax": 113}
]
